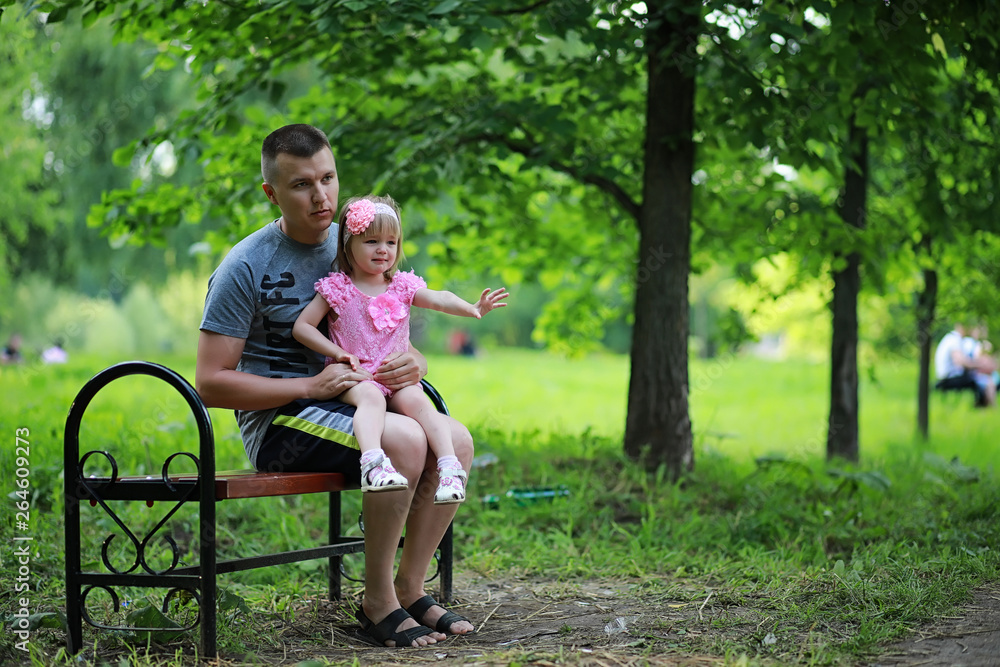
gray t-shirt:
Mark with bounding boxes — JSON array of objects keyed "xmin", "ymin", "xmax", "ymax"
[{"xmin": 200, "ymin": 220, "xmax": 338, "ymax": 467}]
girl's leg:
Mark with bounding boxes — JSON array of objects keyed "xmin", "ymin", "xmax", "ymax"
[
  {"xmin": 388, "ymin": 386, "xmax": 466, "ymax": 504},
  {"xmin": 346, "ymin": 382, "xmax": 407, "ymax": 491},
  {"xmin": 387, "ymin": 385, "xmax": 455, "ymax": 460},
  {"xmin": 340, "ymin": 382, "xmax": 386, "ymax": 455}
]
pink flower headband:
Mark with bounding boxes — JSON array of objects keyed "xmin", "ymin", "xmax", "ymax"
[{"xmin": 344, "ymin": 199, "xmax": 399, "ymax": 235}]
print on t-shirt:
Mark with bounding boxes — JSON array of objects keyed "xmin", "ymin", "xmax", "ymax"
[{"xmin": 260, "ymin": 271, "xmax": 311, "ymax": 376}]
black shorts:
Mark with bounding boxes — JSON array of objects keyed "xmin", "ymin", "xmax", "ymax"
[{"xmin": 254, "ymin": 398, "xmax": 362, "ymax": 484}]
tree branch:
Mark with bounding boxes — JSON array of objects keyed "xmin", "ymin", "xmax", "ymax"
[{"xmin": 467, "ymin": 131, "xmax": 641, "ymax": 220}]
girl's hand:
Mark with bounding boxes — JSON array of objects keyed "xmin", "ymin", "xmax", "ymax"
[
  {"xmin": 336, "ymin": 353, "xmax": 361, "ymax": 372},
  {"xmin": 474, "ymin": 287, "xmax": 509, "ymax": 318}
]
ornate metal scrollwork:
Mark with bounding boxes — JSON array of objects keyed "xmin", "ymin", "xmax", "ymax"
[
  {"xmin": 78, "ymin": 450, "xmax": 200, "ymax": 576},
  {"xmin": 79, "ymin": 585, "xmax": 201, "ymax": 633},
  {"xmin": 161, "ymin": 587, "xmax": 202, "ymax": 627},
  {"xmin": 79, "ymin": 585, "xmax": 120, "ymax": 630}
]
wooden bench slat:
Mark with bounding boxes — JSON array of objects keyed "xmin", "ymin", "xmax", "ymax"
[
  {"xmin": 102, "ymin": 470, "xmax": 357, "ymax": 500},
  {"xmin": 210, "ymin": 470, "xmax": 356, "ymax": 499}
]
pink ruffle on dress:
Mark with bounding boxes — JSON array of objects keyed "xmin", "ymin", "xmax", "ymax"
[{"xmin": 314, "ymin": 270, "xmax": 427, "ymax": 397}]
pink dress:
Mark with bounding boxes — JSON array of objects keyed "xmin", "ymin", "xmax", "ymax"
[{"xmin": 314, "ymin": 270, "xmax": 427, "ymax": 397}]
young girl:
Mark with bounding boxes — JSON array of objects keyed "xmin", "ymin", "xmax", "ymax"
[{"xmin": 292, "ymin": 194, "xmax": 507, "ymax": 503}]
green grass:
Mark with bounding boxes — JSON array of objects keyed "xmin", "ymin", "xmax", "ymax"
[
  {"xmin": 430, "ymin": 349, "xmax": 1000, "ymax": 473},
  {"xmin": 423, "ymin": 348, "xmax": 630, "ymax": 438},
  {"xmin": 2, "ymin": 348, "xmax": 999, "ymax": 665}
]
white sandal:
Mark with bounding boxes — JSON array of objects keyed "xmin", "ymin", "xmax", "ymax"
[
  {"xmin": 360, "ymin": 452, "xmax": 408, "ymax": 493},
  {"xmin": 434, "ymin": 465, "xmax": 468, "ymax": 505}
]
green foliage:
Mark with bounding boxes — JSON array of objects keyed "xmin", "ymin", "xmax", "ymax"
[
  {"xmin": 0, "ymin": 5, "xmax": 212, "ymax": 329},
  {"xmin": 936, "ymin": 231, "xmax": 1000, "ymax": 335},
  {"xmin": 693, "ymin": 0, "xmax": 1000, "ymax": 334},
  {"xmin": 465, "ymin": 432, "xmax": 1000, "ymax": 664},
  {"xmin": 35, "ymin": 0, "xmax": 661, "ymax": 354},
  {"xmin": 123, "ymin": 605, "xmax": 185, "ymax": 642},
  {"xmin": 0, "ymin": 8, "xmax": 66, "ymax": 292},
  {"xmin": 1, "ymin": 272, "xmax": 205, "ymax": 360}
]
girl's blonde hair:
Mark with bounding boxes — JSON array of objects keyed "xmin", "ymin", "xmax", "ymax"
[{"xmin": 336, "ymin": 194, "xmax": 404, "ymax": 282}]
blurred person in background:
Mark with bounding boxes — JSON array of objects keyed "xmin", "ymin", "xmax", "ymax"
[{"xmin": 2, "ymin": 333, "xmax": 23, "ymax": 364}]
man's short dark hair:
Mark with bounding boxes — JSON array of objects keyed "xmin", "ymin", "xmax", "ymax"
[{"xmin": 261, "ymin": 124, "xmax": 331, "ymax": 185}]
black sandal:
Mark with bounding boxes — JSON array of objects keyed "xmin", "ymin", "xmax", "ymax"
[
  {"xmin": 406, "ymin": 595, "xmax": 475, "ymax": 635},
  {"xmin": 356, "ymin": 607, "xmax": 435, "ymax": 647}
]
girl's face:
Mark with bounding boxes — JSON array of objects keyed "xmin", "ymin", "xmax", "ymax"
[{"xmin": 349, "ymin": 229, "xmax": 398, "ymax": 279}]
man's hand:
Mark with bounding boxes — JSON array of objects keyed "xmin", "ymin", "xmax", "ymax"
[
  {"xmin": 374, "ymin": 350, "xmax": 425, "ymax": 393},
  {"xmin": 308, "ymin": 362, "xmax": 371, "ymax": 400}
]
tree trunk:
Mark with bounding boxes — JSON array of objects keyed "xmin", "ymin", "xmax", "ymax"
[
  {"xmin": 624, "ymin": 2, "xmax": 697, "ymax": 479},
  {"xmin": 827, "ymin": 118, "xmax": 868, "ymax": 462},
  {"xmin": 916, "ymin": 263, "xmax": 937, "ymax": 440}
]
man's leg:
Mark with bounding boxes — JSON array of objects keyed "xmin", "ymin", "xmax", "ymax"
[
  {"xmin": 257, "ymin": 400, "xmax": 442, "ymax": 646},
  {"xmin": 393, "ymin": 416, "xmax": 476, "ymax": 635},
  {"xmin": 255, "ymin": 399, "xmax": 360, "ymax": 474},
  {"xmin": 360, "ymin": 412, "xmax": 446, "ymax": 646}
]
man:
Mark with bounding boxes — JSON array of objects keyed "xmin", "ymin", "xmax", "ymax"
[
  {"xmin": 934, "ymin": 322, "xmax": 997, "ymax": 407},
  {"xmin": 196, "ymin": 124, "xmax": 474, "ymax": 647}
]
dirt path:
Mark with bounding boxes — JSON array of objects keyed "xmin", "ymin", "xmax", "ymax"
[
  {"xmin": 282, "ymin": 576, "xmax": 723, "ymax": 666},
  {"xmin": 248, "ymin": 577, "xmax": 1000, "ymax": 666},
  {"xmin": 870, "ymin": 586, "xmax": 1000, "ymax": 667}
]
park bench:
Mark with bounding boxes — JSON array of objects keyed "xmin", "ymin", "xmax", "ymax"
[
  {"xmin": 64, "ymin": 360, "xmax": 453, "ymax": 658},
  {"xmin": 934, "ymin": 376, "xmax": 986, "ymax": 406}
]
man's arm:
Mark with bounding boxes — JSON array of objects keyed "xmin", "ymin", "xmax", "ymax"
[{"xmin": 196, "ymin": 330, "xmax": 365, "ymax": 410}]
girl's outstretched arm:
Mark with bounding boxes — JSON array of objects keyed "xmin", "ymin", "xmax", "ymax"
[
  {"xmin": 292, "ymin": 293, "xmax": 361, "ymax": 370},
  {"xmin": 413, "ymin": 287, "xmax": 508, "ymax": 319}
]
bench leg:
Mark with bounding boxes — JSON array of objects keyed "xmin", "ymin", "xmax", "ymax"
[
  {"xmin": 328, "ymin": 491, "xmax": 342, "ymax": 601},
  {"xmin": 200, "ymin": 483, "xmax": 217, "ymax": 658},
  {"xmin": 439, "ymin": 523, "xmax": 453, "ymax": 603},
  {"xmin": 64, "ymin": 487, "xmax": 83, "ymax": 653}
]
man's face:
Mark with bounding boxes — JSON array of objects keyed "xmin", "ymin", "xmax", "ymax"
[{"xmin": 262, "ymin": 146, "xmax": 339, "ymax": 244}]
